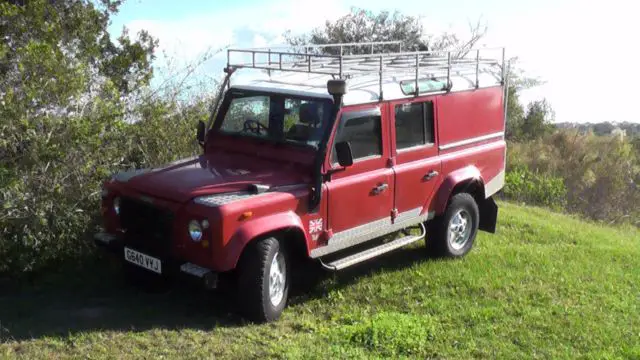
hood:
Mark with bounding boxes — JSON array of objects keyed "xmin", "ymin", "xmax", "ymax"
[{"xmin": 115, "ymin": 154, "xmax": 310, "ymax": 203}]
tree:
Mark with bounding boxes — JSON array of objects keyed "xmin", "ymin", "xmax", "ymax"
[
  {"xmin": 284, "ymin": 7, "xmax": 486, "ymax": 56},
  {"xmin": 505, "ymin": 85, "xmax": 525, "ymax": 141},
  {"xmin": 0, "ymin": 0, "xmax": 159, "ymax": 276},
  {"xmin": 285, "ymin": 8, "xmax": 546, "ymax": 142},
  {"xmin": 592, "ymin": 122, "xmax": 615, "ymax": 136},
  {"xmin": 503, "ymin": 57, "xmax": 547, "ymax": 141},
  {"xmin": 0, "ymin": 0, "xmax": 156, "ymax": 118},
  {"xmin": 521, "ymin": 99, "xmax": 554, "ymax": 140}
]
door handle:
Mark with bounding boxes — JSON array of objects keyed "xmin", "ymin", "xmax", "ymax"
[
  {"xmin": 372, "ymin": 183, "xmax": 388, "ymax": 195},
  {"xmin": 423, "ymin": 170, "xmax": 439, "ymax": 181}
]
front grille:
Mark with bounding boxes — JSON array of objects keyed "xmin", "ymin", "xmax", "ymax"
[{"xmin": 119, "ymin": 196, "xmax": 174, "ymax": 257}]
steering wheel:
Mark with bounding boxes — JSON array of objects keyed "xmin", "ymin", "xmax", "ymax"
[{"xmin": 242, "ymin": 119, "xmax": 268, "ymax": 135}]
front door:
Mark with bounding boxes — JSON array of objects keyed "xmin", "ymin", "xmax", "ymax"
[
  {"xmin": 324, "ymin": 105, "xmax": 394, "ymax": 248},
  {"xmin": 390, "ymin": 98, "xmax": 441, "ymax": 221}
]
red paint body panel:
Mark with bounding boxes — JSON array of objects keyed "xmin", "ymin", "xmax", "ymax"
[
  {"xmin": 99, "ymin": 84, "xmax": 506, "ymax": 273},
  {"xmin": 324, "ymin": 103, "xmax": 394, "ymax": 234},
  {"xmin": 124, "ymin": 153, "xmax": 311, "ymax": 203},
  {"xmin": 437, "ymin": 87, "xmax": 504, "ymax": 147},
  {"xmin": 388, "ymin": 96, "xmax": 441, "ymax": 217}
]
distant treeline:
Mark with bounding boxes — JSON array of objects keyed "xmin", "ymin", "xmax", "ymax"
[{"xmin": 555, "ymin": 122, "xmax": 640, "ymax": 136}]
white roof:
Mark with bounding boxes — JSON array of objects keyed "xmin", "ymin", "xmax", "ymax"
[
  {"xmin": 226, "ymin": 43, "xmax": 505, "ymax": 105},
  {"xmin": 230, "ymin": 68, "xmax": 502, "ymax": 106}
]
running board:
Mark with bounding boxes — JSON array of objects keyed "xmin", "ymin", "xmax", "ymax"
[{"xmin": 320, "ymin": 223, "xmax": 425, "ymax": 271}]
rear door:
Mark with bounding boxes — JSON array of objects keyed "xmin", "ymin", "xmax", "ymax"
[
  {"xmin": 390, "ymin": 97, "xmax": 441, "ymax": 221},
  {"xmin": 324, "ymin": 105, "xmax": 394, "ymax": 237}
]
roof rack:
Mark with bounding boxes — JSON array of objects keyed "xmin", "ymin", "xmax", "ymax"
[{"xmin": 226, "ymin": 41, "xmax": 505, "ymax": 100}]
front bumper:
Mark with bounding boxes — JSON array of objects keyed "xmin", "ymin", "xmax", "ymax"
[
  {"xmin": 94, "ymin": 232, "xmax": 218, "ymax": 289},
  {"xmin": 94, "ymin": 232, "xmax": 123, "ymax": 252}
]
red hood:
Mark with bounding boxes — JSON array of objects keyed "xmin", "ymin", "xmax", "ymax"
[{"xmin": 118, "ymin": 154, "xmax": 310, "ymax": 203}]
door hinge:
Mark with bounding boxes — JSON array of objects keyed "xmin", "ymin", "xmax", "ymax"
[
  {"xmin": 386, "ymin": 157, "xmax": 395, "ymax": 167},
  {"xmin": 391, "ymin": 208, "xmax": 398, "ymax": 221}
]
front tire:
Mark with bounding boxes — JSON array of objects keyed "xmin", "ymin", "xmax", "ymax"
[
  {"xmin": 426, "ymin": 192, "xmax": 479, "ymax": 257},
  {"xmin": 236, "ymin": 236, "xmax": 289, "ymax": 323}
]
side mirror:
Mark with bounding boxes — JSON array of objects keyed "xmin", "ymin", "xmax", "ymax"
[
  {"xmin": 196, "ymin": 120, "xmax": 206, "ymax": 145},
  {"xmin": 335, "ymin": 141, "xmax": 353, "ymax": 167}
]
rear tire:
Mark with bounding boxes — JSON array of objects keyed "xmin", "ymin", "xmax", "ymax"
[
  {"xmin": 236, "ymin": 236, "xmax": 289, "ymax": 323},
  {"xmin": 426, "ymin": 192, "xmax": 479, "ymax": 258}
]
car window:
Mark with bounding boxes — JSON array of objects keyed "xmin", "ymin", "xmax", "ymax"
[
  {"xmin": 394, "ymin": 101, "xmax": 435, "ymax": 150},
  {"xmin": 332, "ymin": 114, "xmax": 382, "ymax": 162},
  {"xmin": 220, "ymin": 95, "xmax": 270, "ymax": 138},
  {"xmin": 218, "ymin": 92, "xmax": 331, "ymax": 147},
  {"xmin": 283, "ymin": 99, "xmax": 326, "ymax": 146}
]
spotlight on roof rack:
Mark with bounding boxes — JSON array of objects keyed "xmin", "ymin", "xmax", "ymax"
[
  {"xmin": 327, "ymin": 79, "xmax": 347, "ymax": 106},
  {"xmin": 327, "ymin": 79, "xmax": 347, "ymax": 96}
]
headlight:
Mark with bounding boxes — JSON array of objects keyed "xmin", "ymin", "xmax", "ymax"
[
  {"xmin": 188, "ymin": 220, "xmax": 203, "ymax": 242},
  {"xmin": 113, "ymin": 197, "xmax": 121, "ymax": 215}
]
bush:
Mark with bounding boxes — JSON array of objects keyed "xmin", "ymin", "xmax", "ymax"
[
  {"xmin": 504, "ymin": 166, "xmax": 567, "ymax": 210},
  {"xmin": 504, "ymin": 131, "xmax": 640, "ymax": 226},
  {"xmin": 0, "ymin": 93, "xmax": 208, "ymax": 277}
]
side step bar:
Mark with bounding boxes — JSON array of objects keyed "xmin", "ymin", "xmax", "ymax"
[{"xmin": 320, "ymin": 223, "xmax": 426, "ymax": 271}]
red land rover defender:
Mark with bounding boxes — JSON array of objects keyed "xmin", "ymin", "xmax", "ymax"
[{"xmin": 95, "ymin": 42, "xmax": 507, "ymax": 322}]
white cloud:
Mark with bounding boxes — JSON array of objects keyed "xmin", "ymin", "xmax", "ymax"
[
  {"xmin": 114, "ymin": 0, "xmax": 640, "ymax": 122},
  {"xmin": 116, "ymin": 0, "xmax": 347, "ymax": 90}
]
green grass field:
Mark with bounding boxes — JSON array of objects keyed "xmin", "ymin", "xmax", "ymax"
[{"xmin": 1, "ymin": 202, "xmax": 639, "ymax": 359}]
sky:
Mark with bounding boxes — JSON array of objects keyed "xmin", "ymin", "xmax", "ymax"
[{"xmin": 109, "ymin": 0, "xmax": 640, "ymax": 123}]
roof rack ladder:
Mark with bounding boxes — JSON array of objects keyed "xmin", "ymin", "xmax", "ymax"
[
  {"xmin": 414, "ymin": 53, "xmax": 420, "ymax": 96},
  {"xmin": 446, "ymin": 51, "xmax": 451, "ymax": 91},
  {"xmin": 378, "ymin": 55, "xmax": 383, "ymax": 100},
  {"xmin": 339, "ymin": 46, "xmax": 343, "ymax": 78},
  {"xmin": 501, "ymin": 48, "xmax": 506, "ymax": 85},
  {"xmin": 475, "ymin": 49, "xmax": 480, "ymax": 89}
]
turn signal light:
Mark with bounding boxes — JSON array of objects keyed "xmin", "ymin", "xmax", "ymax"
[{"xmin": 239, "ymin": 211, "xmax": 253, "ymax": 221}]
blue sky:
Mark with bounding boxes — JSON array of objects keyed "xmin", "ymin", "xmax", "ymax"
[{"xmin": 109, "ymin": 0, "xmax": 639, "ymax": 123}]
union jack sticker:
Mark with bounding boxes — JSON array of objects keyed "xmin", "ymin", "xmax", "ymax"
[{"xmin": 309, "ymin": 218, "xmax": 323, "ymax": 234}]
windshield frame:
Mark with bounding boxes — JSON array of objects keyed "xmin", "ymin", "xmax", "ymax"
[{"xmin": 210, "ymin": 88, "xmax": 334, "ymax": 150}]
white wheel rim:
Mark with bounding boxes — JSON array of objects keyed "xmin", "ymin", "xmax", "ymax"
[
  {"xmin": 268, "ymin": 251, "xmax": 286, "ymax": 307},
  {"xmin": 448, "ymin": 209, "xmax": 472, "ymax": 250}
]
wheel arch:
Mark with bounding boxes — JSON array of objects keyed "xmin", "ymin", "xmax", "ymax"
[
  {"xmin": 431, "ymin": 165, "xmax": 484, "ymax": 215},
  {"xmin": 220, "ymin": 211, "xmax": 310, "ymax": 272},
  {"xmin": 430, "ymin": 165, "xmax": 497, "ymax": 233}
]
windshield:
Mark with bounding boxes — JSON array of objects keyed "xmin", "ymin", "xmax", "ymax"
[{"xmin": 216, "ymin": 91, "xmax": 333, "ymax": 148}]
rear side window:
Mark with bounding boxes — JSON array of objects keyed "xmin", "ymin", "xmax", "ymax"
[
  {"xmin": 394, "ymin": 101, "xmax": 435, "ymax": 150},
  {"xmin": 333, "ymin": 114, "xmax": 382, "ymax": 162}
]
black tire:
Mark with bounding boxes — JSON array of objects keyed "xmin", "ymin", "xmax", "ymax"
[
  {"xmin": 426, "ymin": 192, "xmax": 479, "ymax": 258},
  {"xmin": 236, "ymin": 236, "xmax": 289, "ymax": 323}
]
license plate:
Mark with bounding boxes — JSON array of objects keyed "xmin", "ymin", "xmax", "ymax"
[{"xmin": 124, "ymin": 247, "xmax": 162, "ymax": 274}]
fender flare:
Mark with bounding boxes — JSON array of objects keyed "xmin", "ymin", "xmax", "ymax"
[
  {"xmin": 219, "ymin": 211, "xmax": 309, "ymax": 271},
  {"xmin": 430, "ymin": 165, "xmax": 484, "ymax": 215}
]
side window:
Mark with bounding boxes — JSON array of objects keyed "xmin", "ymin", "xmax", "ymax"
[
  {"xmin": 333, "ymin": 114, "xmax": 382, "ymax": 162},
  {"xmin": 394, "ymin": 101, "xmax": 435, "ymax": 150}
]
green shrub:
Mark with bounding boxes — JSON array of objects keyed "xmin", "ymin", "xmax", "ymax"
[
  {"xmin": 505, "ymin": 131, "xmax": 640, "ymax": 225},
  {"xmin": 0, "ymin": 94, "xmax": 208, "ymax": 277},
  {"xmin": 504, "ymin": 166, "xmax": 567, "ymax": 210}
]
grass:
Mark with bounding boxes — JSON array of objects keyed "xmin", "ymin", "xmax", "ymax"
[{"xmin": 1, "ymin": 202, "xmax": 639, "ymax": 359}]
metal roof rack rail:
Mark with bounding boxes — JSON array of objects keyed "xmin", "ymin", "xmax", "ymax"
[{"xmin": 227, "ymin": 41, "xmax": 505, "ymax": 100}]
